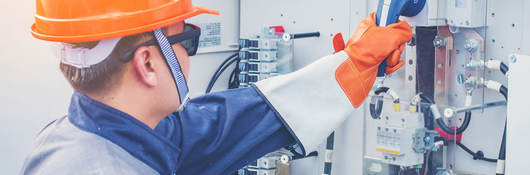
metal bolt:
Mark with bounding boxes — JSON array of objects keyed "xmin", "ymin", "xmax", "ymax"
[
  {"xmin": 464, "ymin": 39, "xmax": 478, "ymax": 53},
  {"xmin": 433, "ymin": 36, "xmax": 446, "ymax": 48},
  {"xmin": 465, "ymin": 60, "xmax": 483, "ymax": 70},
  {"xmin": 510, "ymin": 54, "xmax": 518, "ymax": 63},
  {"xmin": 457, "ymin": 74, "xmax": 465, "ymax": 85},
  {"xmin": 407, "ymin": 35, "xmax": 416, "ymax": 46},
  {"xmin": 463, "ymin": 76, "xmax": 482, "ymax": 90}
]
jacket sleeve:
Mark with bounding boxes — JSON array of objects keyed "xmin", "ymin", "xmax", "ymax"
[
  {"xmin": 154, "ymin": 87, "xmax": 298, "ymax": 175},
  {"xmin": 254, "ymin": 51, "xmax": 359, "ymax": 155}
]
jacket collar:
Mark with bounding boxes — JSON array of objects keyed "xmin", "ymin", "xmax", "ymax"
[{"xmin": 68, "ymin": 91, "xmax": 181, "ymax": 175}]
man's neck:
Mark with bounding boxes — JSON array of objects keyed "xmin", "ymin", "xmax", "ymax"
[{"xmin": 85, "ymin": 90, "xmax": 165, "ymax": 129}]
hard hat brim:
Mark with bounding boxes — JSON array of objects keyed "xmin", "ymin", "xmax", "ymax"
[{"xmin": 31, "ymin": 6, "xmax": 219, "ymax": 43}]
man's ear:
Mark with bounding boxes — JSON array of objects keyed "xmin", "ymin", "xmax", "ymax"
[{"xmin": 132, "ymin": 46, "xmax": 157, "ymax": 87}]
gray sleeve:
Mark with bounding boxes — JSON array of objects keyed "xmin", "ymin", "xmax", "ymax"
[{"xmin": 20, "ymin": 117, "xmax": 159, "ymax": 175}]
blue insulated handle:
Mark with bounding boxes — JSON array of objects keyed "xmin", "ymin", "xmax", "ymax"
[{"xmin": 375, "ymin": 0, "xmax": 425, "ymax": 77}]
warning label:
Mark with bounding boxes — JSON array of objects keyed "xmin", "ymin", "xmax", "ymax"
[{"xmin": 196, "ymin": 22, "xmax": 221, "ymax": 48}]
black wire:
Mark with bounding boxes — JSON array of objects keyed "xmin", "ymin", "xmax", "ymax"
[
  {"xmin": 369, "ymin": 87, "xmax": 390, "ymax": 119},
  {"xmin": 323, "ymin": 133, "xmax": 334, "ymax": 175},
  {"xmin": 207, "ymin": 53, "xmax": 238, "ymax": 89},
  {"xmin": 206, "ymin": 56, "xmax": 236, "ymax": 92},
  {"xmin": 419, "ymin": 94, "xmax": 434, "ymax": 104},
  {"xmin": 206, "ymin": 57, "xmax": 239, "ymax": 93},
  {"xmin": 290, "ymin": 151, "xmax": 318, "ymax": 160},
  {"xmin": 436, "ymin": 111, "xmax": 471, "ymax": 135},
  {"xmin": 421, "ymin": 93, "xmax": 471, "ymax": 135},
  {"xmin": 500, "ymin": 62, "xmax": 509, "ymax": 75},
  {"xmin": 228, "ymin": 58, "xmax": 241, "ymax": 89},
  {"xmin": 374, "ymin": 87, "xmax": 390, "ymax": 95},
  {"xmin": 443, "ymin": 139, "xmax": 497, "ymax": 163},
  {"xmin": 496, "ymin": 125, "xmax": 506, "ymax": 175},
  {"xmin": 369, "ymin": 100, "xmax": 383, "ymax": 119},
  {"xmin": 205, "ymin": 53, "xmax": 239, "ymax": 93},
  {"xmin": 456, "ymin": 141, "xmax": 497, "ymax": 163},
  {"xmin": 500, "ymin": 85, "xmax": 508, "ymax": 100}
]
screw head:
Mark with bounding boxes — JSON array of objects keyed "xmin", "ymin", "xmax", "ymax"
[
  {"xmin": 444, "ymin": 108, "xmax": 455, "ymax": 118},
  {"xmin": 464, "ymin": 39, "xmax": 478, "ymax": 53},
  {"xmin": 433, "ymin": 36, "xmax": 446, "ymax": 48}
]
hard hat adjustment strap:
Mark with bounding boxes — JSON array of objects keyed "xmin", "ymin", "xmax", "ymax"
[{"xmin": 153, "ymin": 29, "xmax": 189, "ymax": 104}]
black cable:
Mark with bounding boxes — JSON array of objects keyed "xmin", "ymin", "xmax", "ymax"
[
  {"xmin": 419, "ymin": 94, "xmax": 434, "ymax": 104},
  {"xmin": 323, "ymin": 132, "xmax": 334, "ymax": 175},
  {"xmin": 206, "ymin": 57, "xmax": 239, "ymax": 93},
  {"xmin": 207, "ymin": 53, "xmax": 238, "ymax": 88},
  {"xmin": 228, "ymin": 58, "xmax": 241, "ymax": 89},
  {"xmin": 500, "ymin": 62, "xmax": 509, "ymax": 75},
  {"xmin": 290, "ymin": 151, "xmax": 318, "ymax": 160},
  {"xmin": 369, "ymin": 87, "xmax": 392, "ymax": 119},
  {"xmin": 496, "ymin": 123, "xmax": 507, "ymax": 175},
  {"xmin": 206, "ymin": 58, "xmax": 237, "ymax": 92},
  {"xmin": 496, "ymin": 88, "xmax": 507, "ymax": 174},
  {"xmin": 455, "ymin": 141, "xmax": 497, "ymax": 163},
  {"xmin": 500, "ymin": 85, "xmax": 508, "ymax": 100},
  {"xmin": 374, "ymin": 87, "xmax": 390, "ymax": 95},
  {"xmin": 369, "ymin": 100, "xmax": 384, "ymax": 119},
  {"xmin": 421, "ymin": 92, "xmax": 471, "ymax": 135},
  {"xmin": 436, "ymin": 111, "xmax": 471, "ymax": 135},
  {"xmin": 419, "ymin": 103, "xmax": 435, "ymax": 130},
  {"xmin": 208, "ymin": 53, "xmax": 238, "ymax": 89},
  {"xmin": 205, "ymin": 53, "xmax": 239, "ymax": 93},
  {"xmin": 443, "ymin": 139, "xmax": 497, "ymax": 163},
  {"xmin": 417, "ymin": 94, "xmax": 437, "ymax": 130}
]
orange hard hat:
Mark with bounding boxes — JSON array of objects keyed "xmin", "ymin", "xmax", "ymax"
[{"xmin": 31, "ymin": 0, "xmax": 219, "ymax": 43}]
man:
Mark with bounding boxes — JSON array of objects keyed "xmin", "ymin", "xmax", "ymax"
[{"xmin": 21, "ymin": 0, "xmax": 411, "ymax": 174}]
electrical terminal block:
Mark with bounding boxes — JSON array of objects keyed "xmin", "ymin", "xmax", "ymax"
[
  {"xmin": 238, "ymin": 61, "xmax": 278, "ymax": 73},
  {"xmin": 239, "ymin": 50, "xmax": 278, "ymax": 62}
]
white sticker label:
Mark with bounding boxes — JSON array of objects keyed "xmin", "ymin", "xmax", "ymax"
[{"xmin": 196, "ymin": 22, "xmax": 221, "ymax": 48}]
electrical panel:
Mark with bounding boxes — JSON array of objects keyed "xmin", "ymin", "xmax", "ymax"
[
  {"xmin": 237, "ymin": 27, "xmax": 297, "ymax": 175},
  {"xmin": 240, "ymin": 0, "xmax": 528, "ymax": 174}
]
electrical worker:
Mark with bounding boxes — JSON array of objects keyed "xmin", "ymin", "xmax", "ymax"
[{"xmin": 21, "ymin": 0, "xmax": 411, "ymax": 174}]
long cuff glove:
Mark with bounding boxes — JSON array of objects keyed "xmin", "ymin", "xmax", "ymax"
[
  {"xmin": 254, "ymin": 13, "xmax": 411, "ymax": 154},
  {"xmin": 335, "ymin": 12, "xmax": 412, "ymax": 108}
]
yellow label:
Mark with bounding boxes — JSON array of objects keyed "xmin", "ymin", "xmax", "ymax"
[
  {"xmin": 393, "ymin": 103, "xmax": 401, "ymax": 111},
  {"xmin": 376, "ymin": 148, "xmax": 401, "ymax": 155},
  {"xmin": 409, "ymin": 105, "xmax": 417, "ymax": 113}
]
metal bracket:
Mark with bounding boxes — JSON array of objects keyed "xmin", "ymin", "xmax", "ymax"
[
  {"xmin": 434, "ymin": 26, "xmax": 454, "ymax": 106},
  {"xmin": 405, "ymin": 26, "xmax": 418, "ymax": 99}
]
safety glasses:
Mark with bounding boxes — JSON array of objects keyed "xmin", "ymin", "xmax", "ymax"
[{"xmin": 122, "ymin": 23, "xmax": 201, "ymax": 61}]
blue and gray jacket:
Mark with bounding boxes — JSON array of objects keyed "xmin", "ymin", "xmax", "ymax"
[{"xmin": 21, "ymin": 51, "xmax": 358, "ymax": 175}]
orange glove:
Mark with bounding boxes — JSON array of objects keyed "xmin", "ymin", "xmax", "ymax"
[{"xmin": 333, "ymin": 12, "xmax": 412, "ymax": 108}]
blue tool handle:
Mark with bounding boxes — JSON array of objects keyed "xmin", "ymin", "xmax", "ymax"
[
  {"xmin": 375, "ymin": 0, "xmax": 425, "ymax": 77},
  {"xmin": 375, "ymin": 0, "xmax": 405, "ymax": 77}
]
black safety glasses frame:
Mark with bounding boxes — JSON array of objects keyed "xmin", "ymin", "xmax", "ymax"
[{"xmin": 121, "ymin": 23, "xmax": 201, "ymax": 61}]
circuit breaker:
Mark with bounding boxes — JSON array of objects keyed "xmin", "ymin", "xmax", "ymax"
[{"xmin": 374, "ymin": 112, "xmax": 427, "ymax": 167}]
